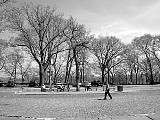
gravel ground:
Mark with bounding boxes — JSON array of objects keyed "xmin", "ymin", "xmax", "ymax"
[{"xmin": 0, "ymin": 88, "xmax": 160, "ymax": 119}]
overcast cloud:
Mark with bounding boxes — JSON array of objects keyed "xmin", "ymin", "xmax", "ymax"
[{"xmin": 3, "ymin": 0, "xmax": 160, "ymax": 44}]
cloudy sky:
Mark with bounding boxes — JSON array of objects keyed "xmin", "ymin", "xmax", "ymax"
[{"xmin": 3, "ymin": 0, "xmax": 160, "ymax": 44}]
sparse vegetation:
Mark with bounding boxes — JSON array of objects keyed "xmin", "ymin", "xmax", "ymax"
[{"xmin": 0, "ymin": 2, "xmax": 160, "ymax": 88}]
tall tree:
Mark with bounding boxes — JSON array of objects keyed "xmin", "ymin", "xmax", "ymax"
[
  {"xmin": 64, "ymin": 48, "xmax": 73, "ymax": 83},
  {"xmin": 4, "ymin": 3, "xmax": 69, "ymax": 86},
  {"xmin": 18, "ymin": 57, "xmax": 32, "ymax": 83},
  {"xmin": 0, "ymin": 39, "xmax": 6, "ymax": 70},
  {"xmin": 124, "ymin": 44, "xmax": 136, "ymax": 84},
  {"xmin": 3, "ymin": 48, "xmax": 23, "ymax": 82},
  {"xmin": 0, "ymin": 0, "xmax": 13, "ymax": 6},
  {"xmin": 63, "ymin": 17, "xmax": 91, "ymax": 91},
  {"xmin": 149, "ymin": 35, "xmax": 160, "ymax": 70},
  {"xmin": 90, "ymin": 35, "xmax": 125, "ymax": 84},
  {"xmin": 133, "ymin": 34, "xmax": 154, "ymax": 85}
]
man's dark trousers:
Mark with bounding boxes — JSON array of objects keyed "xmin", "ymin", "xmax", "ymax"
[{"xmin": 104, "ymin": 89, "xmax": 112, "ymax": 99}]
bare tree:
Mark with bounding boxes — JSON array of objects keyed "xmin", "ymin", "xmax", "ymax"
[
  {"xmin": 0, "ymin": 39, "xmax": 7, "ymax": 70},
  {"xmin": 124, "ymin": 44, "xmax": 142, "ymax": 84},
  {"xmin": 79, "ymin": 49, "xmax": 88, "ymax": 83},
  {"xmin": 149, "ymin": 35, "xmax": 160, "ymax": 70},
  {"xmin": 4, "ymin": 3, "xmax": 69, "ymax": 86},
  {"xmin": 18, "ymin": 58, "xmax": 32, "ymax": 84},
  {"xmin": 64, "ymin": 48, "xmax": 73, "ymax": 83},
  {"xmin": 3, "ymin": 48, "xmax": 23, "ymax": 82},
  {"xmin": 0, "ymin": 0, "xmax": 13, "ymax": 6},
  {"xmin": 90, "ymin": 35, "xmax": 125, "ymax": 84},
  {"xmin": 133, "ymin": 34, "xmax": 154, "ymax": 85},
  {"xmin": 63, "ymin": 17, "xmax": 91, "ymax": 91},
  {"xmin": 51, "ymin": 51, "xmax": 65, "ymax": 84}
]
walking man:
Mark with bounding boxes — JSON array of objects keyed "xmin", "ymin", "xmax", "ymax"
[{"xmin": 104, "ymin": 83, "xmax": 112, "ymax": 100}]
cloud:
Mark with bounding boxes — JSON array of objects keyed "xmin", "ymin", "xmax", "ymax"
[
  {"xmin": 92, "ymin": 0, "xmax": 160, "ymax": 44},
  {"xmin": 116, "ymin": 29, "xmax": 148, "ymax": 43},
  {"xmin": 6, "ymin": 0, "xmax": 160, "ymax": 44},
  {"xmin": 100, "ymin": 22, "xmax": 119, "ymax": 29},
  {"xmin": 92, "ymin": 19, "xmax": 153, "ymax": 44},
  {"xmin": 97, "ymin": 21, "xmax": 134, "ymax": 41},
  {"xmin": 130, "ymin": 2, "xmax": 160, "ymax": 32}
]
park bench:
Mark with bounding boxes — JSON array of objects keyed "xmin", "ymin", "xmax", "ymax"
[
  {"xmin": 56, "ymin": 85, "xmax": 65, "ymax": 92},
  {"xmin": 85, "ymin": 86, "xmax": 92, "ymax": 91}
]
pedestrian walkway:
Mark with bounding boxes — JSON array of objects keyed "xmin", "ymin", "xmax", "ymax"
[
  {"xmin": 1, "ymin": 85, "xmax": 160, "ymax": 120},
  {"xmin": 15, "ymin": 84, "xmax": 160, "ymax": 95},
  {"xmin": 0, "ymin": 114, "xmax": 160, "ymax": 120}
]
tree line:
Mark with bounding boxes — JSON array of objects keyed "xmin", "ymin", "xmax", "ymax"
[{"xmin": 0, "ymin": 3, "xmax": 160, "ymax": 90}]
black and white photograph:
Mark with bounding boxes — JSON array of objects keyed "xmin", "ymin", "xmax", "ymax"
[{"xmin": 0, "ymin": 0, "xmax": 160, "ymax": 120}]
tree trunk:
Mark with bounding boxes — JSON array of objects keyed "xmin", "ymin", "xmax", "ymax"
[
  {"xmin": 73, "ymin": 49, "xmax": 80, "ymax": 91},
  {"xmin": 135, "ymin": 72, "xmax": 138, "ymax": 85},
  {"xmin": 68, "ymin": 62, "xmax": 72, "ymax": 83},
  {"xmin": 14, "ymin": 65, "xmax": 17, "ymax": 83},
  {"xmin": 159, "ymin": 73, "xmax": 160, "ymax": 84},
  {"xmin": 107, "ymin": 70, "xmax": 110, "ymax": 84},
  {"xmin": 82, "ymin": 59, "xmax": 85, "ymax": 83},
  {"xmin": 140, "ymin": 72, "xmax": 143, "ymax": 85},
  {"xmin": 21, "ymin": 74, "xmax": 25, "ymax": 84},
  {"xmin": 64, "ymin": 50, "xmax": 71, "ymax": 83},
  {"xmin": 80, "ymin": 68, "xmax": 82, "ymax": 83},
  {"xmin": 64, "ymin": 62, "xmax": 69, "ymax": 83},
  {"xmin": 75, "ymin": 60, "xmax": 80, "ymax": 91},
  {"xmin": 101, "ymin": 68, "xmax": 105, "ymax": 83},
  {"xmin": 125, "ymin": 73, "xmax": 128, "ymax": 85},
  {"xmin": 146, "ymin": 55, "xmax": 154, "ymax": 85},
  {"xmin": 130, "ymin": 69, "xmax": 133, "ymax": 84},
  {"xmin": 39, "ymin": 63, "xmax": 44, "ymax": 86}
]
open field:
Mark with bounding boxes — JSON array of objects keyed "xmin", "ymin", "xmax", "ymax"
[{"xmin": 0, "ymin": 85, "xmax": 160, "ymax": 119}]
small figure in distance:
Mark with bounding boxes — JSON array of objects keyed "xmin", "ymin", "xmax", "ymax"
[
  {"xmin": 104, "ymin": 83, "xmax": 112, "ymax": 100},
  {"xmin": 67, "ymin": 84, "xmax": 70, "ymax": 92},
  {"xmin": 42, "ymin": 84, "xmax": 46, "ymax": 89}
]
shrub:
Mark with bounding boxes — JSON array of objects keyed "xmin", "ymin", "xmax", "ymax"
[
  {"xmin": 6, "ymin": 81, "xmax": 15, "ymax": 87},
  {"xmin": 29, "ymin": 80, "xmax": 38, "ymax": 87}
]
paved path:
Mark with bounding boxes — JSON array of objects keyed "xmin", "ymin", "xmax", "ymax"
[
  {"xmin": 14, "ymin": 84, "xmax": 160, "ymax": 95},
  {"xmin": 0, "ymin": 85, "xmax": 160, "ymax": 120},
  {"xmin": 0, "ymin": 114, "xmax": 160, "ymax": 120}
]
